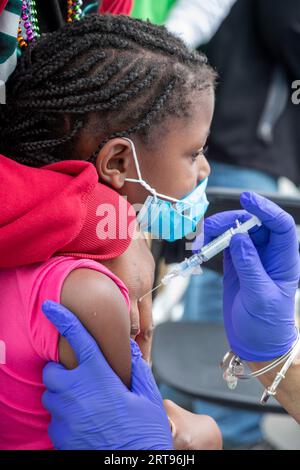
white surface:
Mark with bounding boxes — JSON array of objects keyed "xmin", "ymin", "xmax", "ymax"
[
  {"xmin": 166, "ymin": 0, "xmax": 237, "ymax": 47},
  {"xmin": 262, "ymin": 414, "xmax": 300, "ymax": 450}
]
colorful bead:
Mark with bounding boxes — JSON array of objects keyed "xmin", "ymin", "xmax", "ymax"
[
  {"xmin": 18, "ymin": 0, "xmax": 83, "ymax": 50},
  {"xmin": 18, "ymin": 0, "xmax": 41, "ymax": 48},
  {"xmin": 67, "ymin": 0, "xmax": 83, "ymax": 23}
]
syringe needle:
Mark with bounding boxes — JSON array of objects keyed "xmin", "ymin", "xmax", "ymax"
[
  {"xmin": 139, "ymin": 283, "xmax": 162, "ymax": 302},
  {"xmin": 139, "ymin": 216, "xmax": 262, "ymax": 302}
]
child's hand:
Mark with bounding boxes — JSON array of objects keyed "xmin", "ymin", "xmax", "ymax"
[
  {"xmin": 102, "ymin": 228, "xmax": 155, "ymax": 363},
  {"xmin": 163, "ymin": 400, "xmax": 222, "ymax": 450}
]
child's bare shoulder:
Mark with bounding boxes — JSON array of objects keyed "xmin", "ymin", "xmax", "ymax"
[
  {"xmin": 59, "ymin": 267, "xmax": 131, "ymax": 387},
  {"xmin": 61, "ymin": 268, "xmax": 129, "ymax": 319}
]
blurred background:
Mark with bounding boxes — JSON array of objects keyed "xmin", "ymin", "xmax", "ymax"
[
  {"xmin": 5, "ymin": 0, "xmax": 300, "ymax": 450},
  {"xmin": 130, "ymin": 0, "xmax": 300, "ymax": 450}
]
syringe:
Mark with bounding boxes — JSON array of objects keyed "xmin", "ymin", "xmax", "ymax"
[{"xmin": 139, "ymin": 215, "xmax": 262, "ymax": 302}]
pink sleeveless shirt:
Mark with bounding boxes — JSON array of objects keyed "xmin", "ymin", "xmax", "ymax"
[{"xmin": 0, "ymin": 256, "xmax": 130, "ymax": 450}]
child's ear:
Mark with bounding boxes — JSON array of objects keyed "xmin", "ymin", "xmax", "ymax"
[{"xmin": 95, "ymin": 138, "xmax": 132, "ymax": 189}]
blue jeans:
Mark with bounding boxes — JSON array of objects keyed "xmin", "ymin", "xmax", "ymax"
[{"xmin": 161, "ymin": 162, "xmax": 278, "ymax": 447}]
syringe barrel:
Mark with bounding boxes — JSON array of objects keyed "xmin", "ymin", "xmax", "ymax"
[
  {"xmin": 200, "ymin": 215, "xmax": 261, "ymax": 262},
  {"xmin": 161, "ymin": 215, "xmax": 261, "ymax": 283},
  {"xmin": 234, "ymin": 215, "xmax": 261, "ymax": 233},
  {"xmin": 200, "ymin": 229, "xmax": 234, "ymax": 261}
]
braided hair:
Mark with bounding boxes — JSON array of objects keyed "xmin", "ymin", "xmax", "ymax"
[{"xmin": 0, "ymin": 14, "xmax": 216, "ymax": 167}]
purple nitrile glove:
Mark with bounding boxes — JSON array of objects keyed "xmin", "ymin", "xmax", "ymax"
[
  {"xmin": 41, "ymin": 301, "xmax": 173, "ymax": 450},
  {"xmin": 194, "ymin": 191, "xmax": 300, "ymax": 362}
]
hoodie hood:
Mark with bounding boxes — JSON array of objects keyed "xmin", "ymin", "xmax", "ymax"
[{"xmin": 0, "ymin": 154, "xmax": 136, "ymax": 268}]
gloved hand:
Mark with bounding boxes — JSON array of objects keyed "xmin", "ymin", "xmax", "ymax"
[
  {"xmin": 195, "ymin": 191, "xmax": 300, "ymax": 362},
  {"xmin": 41, "ymin": 301, "xmax": 173, "ymax": 450}
]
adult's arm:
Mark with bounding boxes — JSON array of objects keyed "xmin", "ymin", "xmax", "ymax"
[
  {"xmin": 250, "ymin": 359, "xmax": 300, "ymax": 424},
  {"xmin": 165, "ymin": 0, "xmax": 237, "ymax": 48},
  {"xmin": 199, "ymin": 192, "xmax": 300, "ymax": 421}
]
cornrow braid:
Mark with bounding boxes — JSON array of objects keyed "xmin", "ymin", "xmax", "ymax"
[
  {"xmin": 0, "ymin": 14, "xmax": 216, "ymax": 167},
  {"xmin": 88, "ymin": 77, "xmax": 177, "ymax": 165}
]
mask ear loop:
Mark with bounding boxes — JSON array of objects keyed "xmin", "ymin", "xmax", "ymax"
[
  {"xmin": 123, "ymin": 137, "xmax": 182, "ymax": 204},
  {"xmin": 123, "ymin": 137, "xmax": 159, "ymax": 202}
]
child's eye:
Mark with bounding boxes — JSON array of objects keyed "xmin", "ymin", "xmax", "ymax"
[{"xmin": 191, "ymin": 146, "xmax": 208, "ymax": 162}]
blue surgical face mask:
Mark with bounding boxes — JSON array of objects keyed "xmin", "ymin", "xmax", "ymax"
[{"xmin": 123, "ymin": 138, "xmax": 209, "ymax": 242}]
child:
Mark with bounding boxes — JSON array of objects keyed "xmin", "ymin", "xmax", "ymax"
[{"xmin": 0, "ymin": 14, "xmax": 216, "ymax": 449}]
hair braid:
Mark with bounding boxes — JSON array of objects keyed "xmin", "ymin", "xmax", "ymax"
[
  {"xmin": 0, "ymin": 14, "xmax": 216, "ymax": 167},
  {"xmin": 88, "ymin": 77, "xmax": 177, "ymax": 165}
]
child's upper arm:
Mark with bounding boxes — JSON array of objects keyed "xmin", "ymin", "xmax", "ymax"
[{"xmin": 59, "ymin": 268, "xmax": 131, "ymax": 387}]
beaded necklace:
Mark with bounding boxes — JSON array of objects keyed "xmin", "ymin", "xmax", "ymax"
[
  {"xmin": 18, "ymin": 0, "xmax": 83, "ymax": 49},
  {"xmin": 67, "ymin": 0, "xmax": 83, "ymax": 23}
]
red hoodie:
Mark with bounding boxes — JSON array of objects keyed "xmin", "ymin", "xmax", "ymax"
[
  {"xmin": 0, "ymin": 2, "xmax": 136, "ymax": 268},
  {"xmin": 0, "ymin": 0, "xmax": 8, "ymax": 14},
  {"xmin": 0, "ymin": 1, "xmax": 133, "ymax": 17},
  {"xmin": 0, "ymin": 154, "xmax": 136, "ymax": 268},
  {"xmin": 99, "ymin": 0, "xmax": 133, "ymax": 15}
]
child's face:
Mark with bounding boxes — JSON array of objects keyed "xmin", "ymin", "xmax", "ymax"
[
  {"xmin": 121, "ymin": 89, "xmax": 214, "ymax": 206},
  {"xmin": 89, "ymin": 88, "xmax": 214, "ymax": 207}
]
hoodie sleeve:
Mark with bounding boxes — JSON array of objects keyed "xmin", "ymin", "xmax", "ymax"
[{"xmin": 99, "ymin": 0, "xmax": 133, "ymax": 15}]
